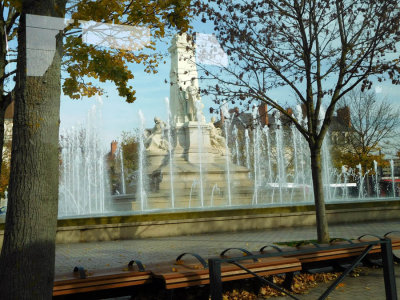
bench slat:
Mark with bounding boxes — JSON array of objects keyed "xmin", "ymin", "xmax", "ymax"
[
  {"xmin": 152, "ymin": 256, "xmax": 301, "ymax": 289},
  {"xmin": 53, "ymin": 279, "xmax": 150, "ymax": 296},
  {"xmin": 53, "ymin": 267, "xmax": 152, "ymax": 296},
  {"xmin": 166, "ymin": 265, "xmax": 301, "ymax": 289}
]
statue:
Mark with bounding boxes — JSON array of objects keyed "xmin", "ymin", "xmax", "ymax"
[
  {"xmin": 178, "ymin": 88, "xmax": 189, "ymax": 122},
  {"xmin": 144, "ymin": 117, "xmax": 169, "ymax": 152},
  {"xmin": 209, "ymin": 117, "xmax": 227, "ymax": 155},
  {"xmin": 186, "ymin": 78, "xmax": 198, "ymax": 121},
  {"xmin": 183, "ymin": 78, "xmax": 205, "ymax": 122},
  {"xmin": 169, "ymin": 33, "xmax": 206, "ymax": 124}
]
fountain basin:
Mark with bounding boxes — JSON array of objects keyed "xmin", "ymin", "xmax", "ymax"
[{"xmin": 1, "ymin": 199, "xmax": 398, "ymax": 246}]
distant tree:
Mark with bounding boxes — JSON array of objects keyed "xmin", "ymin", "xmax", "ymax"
[
  {"xmin": 108, "ymin": 131, "xmax": 139, "ymax": 194},
  {"xmin": 332, "ymin": 90, "xmax": 399, "ymax": 172},
  {"xmin": 120, "ymin": 131, "xmax": 140, "ymax": 174},
  {"xmin": 331, "ymin": 146, "xmax": 388, "ymax": 175},
  {"xmin": 0, "ymin": 2, "xmax": 19, "ymax": 181},
  {"xmin": 196, "ymin": 0, "xmax": 400, "ymax": 243}
]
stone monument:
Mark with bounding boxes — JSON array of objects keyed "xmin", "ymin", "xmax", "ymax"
[
  {"xmin": 169, "ymin": 33, "xmax": 202, "ymax": 124},
  {"xmin": 121, "ymin": 33, "xmax": 254, "ymax": 210},
  {"xmin": 166, "ymin": 33, "xmax": 214, "ymax": 163}
]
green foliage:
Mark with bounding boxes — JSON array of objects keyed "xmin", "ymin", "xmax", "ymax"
[
  {"xmin": 0, "ymin": 0, "xmax": 192, "ymax": 103},
  {"xmin": 331, "ymin": 90, "xmax": 400, "ymax": 173},
  {"xmin": 108, "ymin": 131, "xmax": 139, "ymax": 194},
  {"xmin": 120, "ymin": 131, "xmax": 139, "ymax": 172},
  {"xmin": 331, "ymin": 145, "xmax": 389, "ymax": 174},
  {"xmin": 62, "ymin": 0, "xmax": 192, "ymax": 103}
]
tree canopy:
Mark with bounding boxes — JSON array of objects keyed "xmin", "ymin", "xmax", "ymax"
[
  {"xmin": 195, "ymin": 0, "xmax": 400, "ymax": 242},
  {"xmin": 0, "ymin": 0, "xmax": 192, "ymax": 298},
  {"xmin": 331, "ymin": 90, "xmax": 400, "ymax": 172},
  {"xmin": 0, "ymin": 0, "xmax": 192, "ymax": 104},
  {"xmin": 0, "ymin": 0, "xmax": 192, "ymax": 198}
]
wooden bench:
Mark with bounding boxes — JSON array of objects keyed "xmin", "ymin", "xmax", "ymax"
[
  {"xmin": 257, "ymin": 233, "xmax": 400, "ymax": 271},
  {"xmin": 151, "ymin": 250, "xmax": 301, "ymax": 290},
  {"xmin": 53, "ymin": 260, "xmax": 151, "ymax": 297},
  {"xmin": 209, "ymin": 234, "xmax": 399, "ymax": 299},
  {"xmin": 52, "ymin": 232, "xmax": 400, "ymax": 296}
]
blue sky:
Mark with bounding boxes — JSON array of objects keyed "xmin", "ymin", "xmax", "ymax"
[
  {"xmin": 59, "ymin": 51, "xmax": 219, "ymax": 144},
  {"xmin": 60, "ymin": 60, "xmax": 400, "ymax": 149},
  {"xmin": 59, "ymin": 17, "xmax": 400, "ymax": 148},
  {"xmin": 60, "ymin": 18, "xmax": 218, "ymax": 145}
]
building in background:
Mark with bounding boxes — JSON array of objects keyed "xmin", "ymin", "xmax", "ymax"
[{"xmin": 1, "ymin": 101, "xmax": 13, "ymax": 207}]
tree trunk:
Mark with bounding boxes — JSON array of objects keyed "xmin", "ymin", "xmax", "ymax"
[
  {"xmin": 310, "ymin": 147, "xmax": 330, "ymax": 243},
  {"xmin": 0, "ymin": 1, "xmax": 65, "ymax": 298}
]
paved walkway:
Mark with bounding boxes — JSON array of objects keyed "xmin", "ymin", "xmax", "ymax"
[
  {"xmin": 274, "ymin": 265, "xmax": 400, "ymax": 299},
  {"xmin": 55, "ymin": 220, "xmax": 400, "ymax": 298}
]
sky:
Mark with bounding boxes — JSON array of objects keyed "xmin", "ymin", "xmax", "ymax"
[
  {"xmin": 58, "ymin": 13, "xmax": 400, "ymax": 149},
  {"xmin": 59, "ymin": 18, "xmax": 217, "ymax": 147},
  {"xmin": 59, "ymin": 54, "xmax": 220, "ymax": 145}
]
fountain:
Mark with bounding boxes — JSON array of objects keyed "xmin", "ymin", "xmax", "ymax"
[
  {"xmin": 252, "ymin": 107, "xmax": 261, "ymax": 204},
  {"xmin": 374, "ymin": 160, "xmax": 379, "ymax": 198},
  {"xmin": 137, "ymin": 110, "xmax": 148, "ymax": 210},
  {"xmin": 341, "ymin": 166, "xmax": 350, "ymax": 199},
  {"xmin": 164, "ymin": 97, "xmax": 175, "ymax": 208},
  {"xmin": 58, "ymin": 33, "xmax": 400, "ymax": 218},
  {"xmin": 210, "ymin": 184, "xmax": 221, "ymax": 206},
  {"xmin": 245, "ymin": 129, "xmax": 251, "ymax": 170},
  {"xmin": 118, "ymin": 146, "xmax": 126, "ymax": 195},
  {"xmin": 195, "ymin": 100, "xmax": 205, "ymax": 207},
  {"xmin": 50, "ymin": 33, "xmax": 400, "ymax": 245},
  {"xmin": 232, "ymin": 125, "xmax": 240, "ymax": 165},
  {"xmin": 222, "ymin": 102, "xmax": 232, "ymax": 206},
  {"xmin": 107, "ymin": 33, "xmax": 253, "ymax": 210},
  {"xmin": 189, "ymin": 180, "xmax": 198, "ymax": 208},
  {"xmin": 274, "ymin": 112, "xmax": 286, "ymax": 203},
  {"xmin": 390, "ymin": 159, "xmax": 396, "ymax": 197},
  {"xmin": 59, "ymin": 100, "xmax": 109, "ymax": 217}
]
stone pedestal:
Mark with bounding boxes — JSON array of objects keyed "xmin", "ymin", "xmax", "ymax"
[
  {"xmin": 146, "ymin": 151, "xmax": 168, "ymax": 173},
  {"xmin": 136, "ymin": 119, "xmax": 253, "ymax": 210},
  {"xmin": 181, "ymin": 122, "xmax": 217, "ymax": 163}
]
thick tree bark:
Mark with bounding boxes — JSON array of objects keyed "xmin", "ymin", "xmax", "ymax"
[
  {"xmin": 0, "ymin": 1, "xmax": 65, "ymax": 298},
  {"xmin": 310, "ymin": 146, "xmax": 330, "ymax": 243}
]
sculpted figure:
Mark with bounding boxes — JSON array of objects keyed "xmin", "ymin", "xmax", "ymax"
[
  {"xmin": 144, "ymin": 117, "xmax": 169, "ymax": 152},
  {"xmin": 209, "ymin": 116, "xmax": 226, "ymax": 155},
  {"xmin": 185, "ymin": 79, "xmax": 198, "ymax": 121},
  {"xmin": 184, "ymin": 78, "xmax": 205, "ymax": 122},
  {"xmin": 178, "ymin": 89, "xmax": 188, "ymax": 122}
]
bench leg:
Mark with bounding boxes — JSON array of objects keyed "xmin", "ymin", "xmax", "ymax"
[
  {"xmin": 381, "ymin": 239, "xmax": 398, "ymax": 300},
  {"xmin": 166, "ymin": 289, "xmax": 174, "ymax": 300},
  {"xmin": 282, "ymin": 272, "xmax": 295, "ymax": 291}
]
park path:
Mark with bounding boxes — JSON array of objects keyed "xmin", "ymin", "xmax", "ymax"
[{"xmin": 55, "ymin": 220, "xmax": 400, "ymax": 298}]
